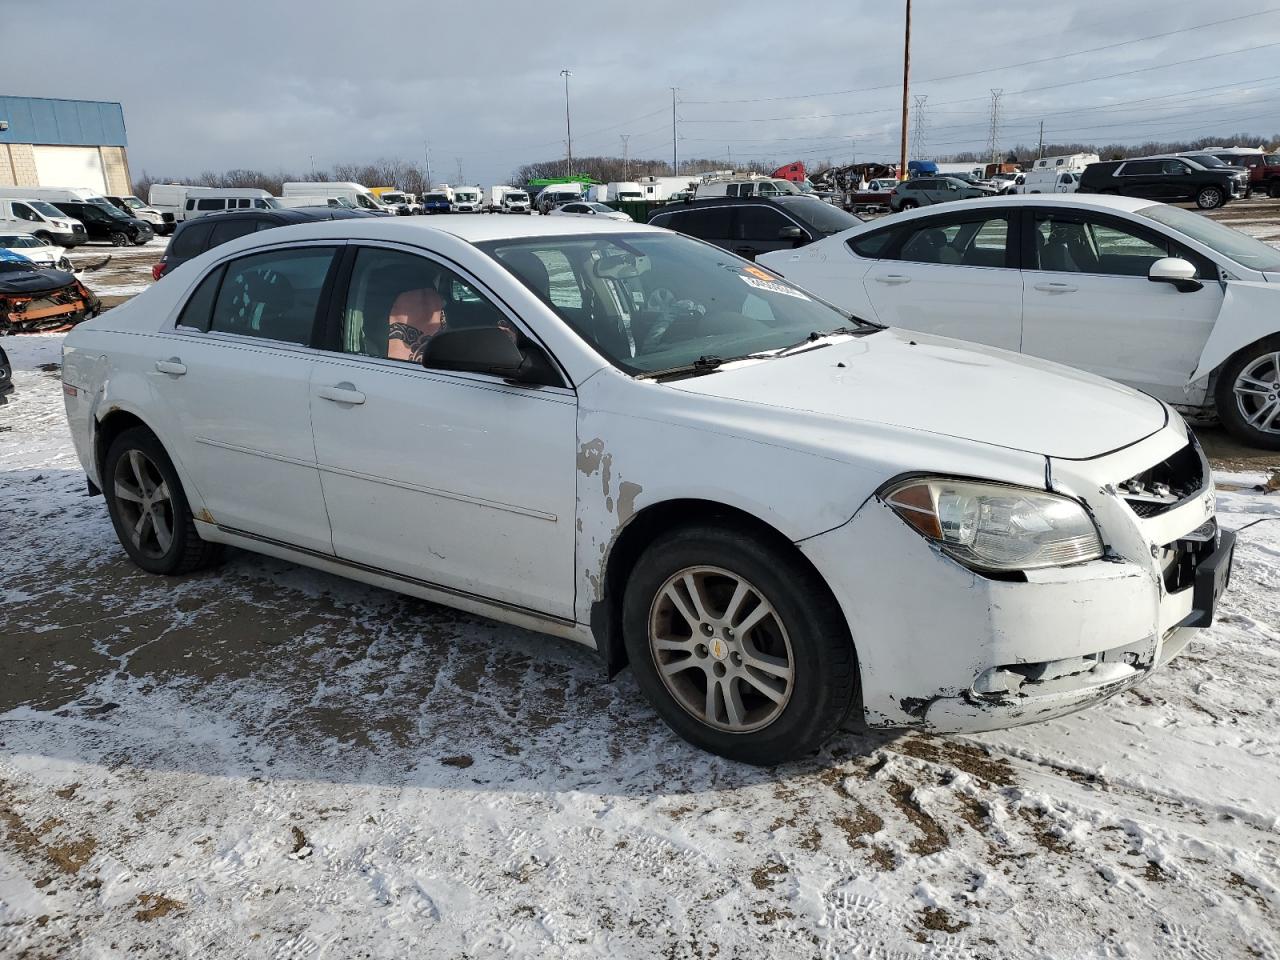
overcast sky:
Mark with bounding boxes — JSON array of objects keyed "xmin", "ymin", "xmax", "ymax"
[{"xmin": 5, "ymin": 0, "xmax": 1280, "ymax": 185}]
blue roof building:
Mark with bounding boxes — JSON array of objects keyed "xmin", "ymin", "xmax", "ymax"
[{"xmin": 0, "ymin": 96, "xmax": 132, "ymax": 195}]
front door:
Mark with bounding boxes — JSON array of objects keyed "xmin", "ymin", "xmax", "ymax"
[
  {"xmin": 730, "ymin": 205, "xmax": 808, "ymax": 261},
  {"xmin": 1019, "ymin": 208, "xmax": 1222, "ymax": 402},
  {"xmin": 862, "ymin": 210, "xmax": 1023, "ymax": 351},
  {"xmin": 309, "ymin": 244, "xmax": 579, "ymax": 619},
  {"xmin": 157, "ymin": 243, "xmax": 340, "ymax": 553}
]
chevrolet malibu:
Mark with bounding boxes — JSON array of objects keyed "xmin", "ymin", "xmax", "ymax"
[{"xmin": 61, "ymin": 217, "xmax": 1234, "ymax": 764}]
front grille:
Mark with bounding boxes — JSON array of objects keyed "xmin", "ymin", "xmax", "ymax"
[{"xmin": 1119, "ymin": 442, "xmax": 1205, "ymax": 518}]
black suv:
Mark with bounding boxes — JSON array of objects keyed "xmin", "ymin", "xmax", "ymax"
[
  {"xmin": 1078, "ymin": 156, "xmax": 1248, "ymax": 209},
  {"xmin": 50, "ymin": 200, "xmax": 154, "ymax": 246},
  {"xmin": 154, "ymin": 206, "xmax": 373, "ymax": 280},
  {"xmin": 647, "ymin": 196, "xmax": 861, "ymax": 260}
]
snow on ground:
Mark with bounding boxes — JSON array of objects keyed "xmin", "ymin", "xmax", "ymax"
[{"xmin": 2, "ymin": 332, "xmax": 1279, "ymax": 954}]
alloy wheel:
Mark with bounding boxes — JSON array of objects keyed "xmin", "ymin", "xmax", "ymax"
[
  {"xmin": 1233, "ymin": 351, "xmax": 1280, "ymax": 437},
  {"xmin": 112, "ymin": 449, "xmax": 175, "ymax": 559},
  {"xmin": 648, "ymin": 565, "xmax": 795, "ymax": 733}
]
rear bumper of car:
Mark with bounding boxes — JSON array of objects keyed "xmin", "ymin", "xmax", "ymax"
[{"xmin": 800, "ymin": 423, "xmax": 1225, "ymax": 733}]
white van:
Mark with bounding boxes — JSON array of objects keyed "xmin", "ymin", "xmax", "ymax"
[
  {"xmin": 0, "ymin": 196, "xmax": 89, "ymax": 248},
  {"xmin": 105, "ymin": 195, "xmax": 173, "ymax": 235},
  {"xmin": 148, "ymin": 184, "xmax": 279, "ymax": 221},
  {"xmin": 607, "ymin": 181, "xmax": 644, "ymax": 203},
  {"xmin": 694, "ymin": 177, "xmax": 801, "ymax": 199},
  {"xmin": 1016, "ymin": 170, "xmax": 1080, "ymax": 194},
  {"xmin": 1032, "ymin": 153, "xmax": 1099, "ymax": 173},
  {"xmin": 451, "ymin": 186, "xmax": 483, "ymax": 213},
  {"xmin": 282, "ymin": 181, "xmax": 384, "ymax": 213},
  {"xmin": 535, "ymin": 185, "xmax": 584, "ymax": 213}
]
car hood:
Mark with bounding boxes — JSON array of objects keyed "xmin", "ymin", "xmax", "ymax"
[
  {"xmin": 667, "ymin": 328, "xmax": 1167, "ymax": 460},
  {"xmin": 0, "ymin": 265, "xmax": 77, "ymax": 295}
]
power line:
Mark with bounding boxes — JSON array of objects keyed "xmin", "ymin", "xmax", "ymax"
[{"xmin": 681, "ymin": 8, "xmax": 1280, "ymax": 105}]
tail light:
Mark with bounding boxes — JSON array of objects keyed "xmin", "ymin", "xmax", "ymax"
[{"xmin": 151, "ymin": 262, "xmax": 167, "ymax": 282}]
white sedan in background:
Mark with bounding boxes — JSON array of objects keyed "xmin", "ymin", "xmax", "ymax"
[
  {"xmin": 0, "ymin": 233, "xmax": 72, "ymax": 270},
  {"xmin": 548, "ymin": 201, "xmax": 633, "ymax": 221},
  {"xmin": 61, "ymin": 216, "xmax": 1229, "ymax": 763},
  {"xmin": 760, "ymin": 194, "xmax": 1280, "ymax": 448}
]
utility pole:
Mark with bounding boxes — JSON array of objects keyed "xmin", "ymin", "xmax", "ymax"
[
  {"xmin": 456, "ymin": 158, "xmax": 464, "ymax": 184},
  {"xmin": 728, "ymin": 144, "xmax": 732, "ymax": 170},
  {"xmin": 671, "ymin": 87, "xmax": 679, "ymax": 175},
  {"xmin": 1037, "ymin": 120, "xmax": 1045, "ymax": 161},
  {"xmin": 621, "ymin": 134, "xmax": 631, "ymax": 180},
  {"xmin": 899, "ymin": 0, "xmax": 911, "ymax": 180},
  {"xmin": 911, "ymin": 94, "xmax": 928, "ymax": 161},
  {"xmin": 561, "ymin": 69, "xmax": 573, "ymax": 177},
  {"xmin": 986, "ymin": 88, "xmax": 1004, "ymax": 167},
  {"xmin": 424, "ymin": 141, "xmax": 432, "ymax": 189}
]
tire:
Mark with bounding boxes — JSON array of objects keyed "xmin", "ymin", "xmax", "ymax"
[
  {"xmin": 1196, "ymin": 186, "xmax": 1224, "ymax": 210},
  {"xmin": 109, "ymin": 231, "xmax": 129, "ymax": 247},
  {"xmin": 1269, "ymin": 181, "xmax": 1280, "ymax": 200},
  {"xmin": 1215, "ymin": 336, "xmax": 1280, "ymax": 450},
  {"xmin": 622, "ymin": 524, "xmax": 857, "ymax": 765},
  {"xmin": 104, "ymin": 427, "xmax": 223, "ymax": 574},
  {"xmin": 898, "ymin": 199, "xmax": 918, "ymax": 210}
]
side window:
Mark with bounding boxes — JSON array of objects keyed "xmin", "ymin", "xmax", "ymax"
[
  {"xmin": 898, "ymin": 216, "xmax": 1008, "ymax": 267},
  {"xmin": 340, "ymin": 247, "xmax": 511, "ymax": 363},
  {"xmin": 176, "ymin": 266, "xmax": 224, "ymax": 332},
  {"xmin": 1033, "ymin": 213, "xmax": 1168, "ymax": 276},
  {"xmin": 1161, "ymin": 160, "xmax": 1188, "ymax": 175},
  {"xmin": 196, "ymin": 198, "xmax": 224, "ymax": 211},
  {"xmin": 185, "ymin": 199, "xmax": 196, "ymax": 211},
  {"xmin": 209, "ymin": 218, "xmax": 260, "ymax": 247},
  {"xmin": 1119, "ymin": 160, "xmax": 1160, "ymax": 176},
  {"xmin": 669, "ymin": 207, "xmax": 733, "ymax": 241},
  {"xmin": 169, "ymin": 221, "xmax": 215, "ymax": 259},
  {"xmin": 726, "ymin": 184, "xmax": 739, "ymax": 197},
  {"xmin": 735, "ymin": 206, "xmax": 793, "ymax": 240},
  {"xmin": 209, "ymin": 246, "xmax": 336, "ymax": 343},
  {"xmin": 13, "ymin": 203, "xmax": 38, "ymax": 222},
  {"xmin": 847, "ymin": 226, "xmax": 896, "ymax": 259}
]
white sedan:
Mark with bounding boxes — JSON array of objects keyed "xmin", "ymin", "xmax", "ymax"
[
  {"xmin": 0, "ymin": 233, "xmax": 71, "ymax": 270},
  {"xmin": 61, "ymin": 216, "xmax": 1230, "ymax": 763},
  {"xmin": 548, "ymin": 201, "xmax": 633, "ymax": 221},
  {"xmin": 760, "ymin": 194, "xmax": 1280, "ymax": 448}
]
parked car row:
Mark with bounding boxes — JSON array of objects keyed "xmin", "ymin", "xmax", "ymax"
[{"xmin": 0, "ymin": 188, "xmax": 154, "ymax": 248}]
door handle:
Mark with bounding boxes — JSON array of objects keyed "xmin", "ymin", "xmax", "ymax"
[
  {"xmin": 874, "ymin": 274, "xmax": 911, "ymax": 285},
  {"xmin": 154, "ymin": 358, "xmax": 186, "ymax": 376},
  {"xmin": 1034, "ymin": 281, "xmax": 1078, "ymax": 293},
  {"xmin": 317, "ymin": 383, "xmax": 366, "ymax": 405}
]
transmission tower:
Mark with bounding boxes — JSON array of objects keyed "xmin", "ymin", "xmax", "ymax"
[
  {"xmin": 620, "ymin": 135, "xmax": 631, "ymax": 180},
  {"xmin": 986, "ymin": 89, "xmax": 1004, "ymax": 166},
  {"xmin": 911, "ymin": 95, "xmax": 928, "ymax": 160}
]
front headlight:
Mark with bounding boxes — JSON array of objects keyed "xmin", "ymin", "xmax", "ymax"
[{"xmin": 882, "ymin": 477, "xmax": 1103, "ymax": 572}]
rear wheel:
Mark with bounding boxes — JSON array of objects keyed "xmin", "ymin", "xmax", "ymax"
[
  {"xmin": 1269, "ymin": 181, "xmax": 1280, "ymax": 199},
  {"xmin": 1215, "ymin": 337, "xmax": 1280, "ymax": 450},
  {"xmin": 104, "ymin": 427, "xmax": 222, "ymax": 574},
  {"xmin": 1196, "ymin": 186, "xmax": 1224, "ymax": 209},
  {"xmin": 622, "ymin": 525, "xmax": 857, "ymax": 765},
  {"xmin": 898, "ymin": 199, "xmax": 918, "ymax": 210}
]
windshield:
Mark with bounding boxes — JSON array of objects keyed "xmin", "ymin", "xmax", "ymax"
[
  {"xmin": 382, "ymin": 193, "xmax": 406, "ymax": 203},
  {"xmin": 587, "ymin": 202, "xmax": 613, "ymax": 212},
  {"xmin": 1186, "ymin": 155, "xmax": 1226, "ymax": 168},
  {"xmin": 425, "ymin": 194, "xmax": 448, "ymax": 202},
  {"xmin": 1137, "ymin": 204, "xmax": 1280, "ymax": 272},
  {"xmin": 507, "ymin": 192, "xmax": 529, "ymax": 202},
  {"xmin": 478, "ymin": 232, "xmax": 875, "ymax": 376},
  {"xmin": 776, "ymin": 196, "xmax": 863, "ymax": 234},
  {"xmin": 29, "ymin": 201, "xmax": 65, "ymax": 218},
  {"xmin": 0, "ymin": 235, "xmax": 42, "ymax": 247},
  {"xmin": 123, "ymin": 197, "xmax": 146, "ymax": 209}
]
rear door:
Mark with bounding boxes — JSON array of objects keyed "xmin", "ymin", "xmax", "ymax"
[
  {"xmin": 1019, "ymin": 207, "xmax": 1222, "ymax": 401},
  {"xmin": 862, "ymin": 209, "xmax": 1023, "ymax": 350},
  {"xmin": 157, "ymin": 243, "xmax": 341, "ymax": 553},
  {"xmin": 1114, "ymin": 159, "xmax": 1165, "ymax": 199},
  {"xmin": 730, "ymin": 204, "xmax": 809, "ymax": 261},
  {"xmin": 659, "ymin": 206, "xmax": 734, "ymax": 253}
]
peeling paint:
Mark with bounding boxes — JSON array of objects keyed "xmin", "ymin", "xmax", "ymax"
[
  {"xmin": 600, "ymin": 453, "xmax": 613, "ymax": 499},
  {"xmin": 617, "ymin": 481, "xmax": 642, "ymax": 523},
  {"xmin": 196, "ymin": 509, "xmax": 215, "ymax": 524},
  {"xmin": 605, "ymin": 496, "xmax": 614, "ymax": 514},
  {"xmin": 576, "ymin": 439, "xmax": 605, "ymax": 475}
]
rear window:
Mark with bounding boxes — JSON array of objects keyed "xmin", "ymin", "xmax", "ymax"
[
  {"xmin": 170, "ymin": 221, "xmax": 215, "ymax": 259},
  {"xmin": 176, "ymin": 265, "xmax": 224, "ymax": 331},
  {"xmin": 209, "ymin": 218, "xmax": 262, "ymax": 246},
  {"xmin": 776, "ymin": 196, "xmax": 861, "ymax": 235},
  {"xmin": 847, "ymin": 227, "xmax": 896, "ymax": 259},
  {"xmin": 664, "ymin": 207, "xmax": 733, "ymax": 241}
]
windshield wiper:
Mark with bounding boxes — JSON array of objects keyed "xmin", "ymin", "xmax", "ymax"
[
  {"xmin": 769, "ymin": 325, "xmax": 865, "ymax": 357},
  {"xmin": 643, "ymin": 354, "xmax": 732, "ymax": 381}
]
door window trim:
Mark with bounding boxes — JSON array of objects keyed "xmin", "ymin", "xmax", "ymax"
[
  {"xmin": 1020, "ymin": 207, "xmax": 1217, "ymax": 279},
  {"xmin": 880, "ymin": 209, "xmax": 1019, "ymax": 269},
  {"xmin": 165, "ymin": 239, "xmax": 346, "ymax": 352},
  {"xmin": 315, "ymin": 239, "xmax": 574, "ymax": 394}
]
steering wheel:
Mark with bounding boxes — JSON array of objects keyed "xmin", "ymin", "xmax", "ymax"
[{"xmin": 646, "ymin": 287, "xmax": 678, "ymax": 312}]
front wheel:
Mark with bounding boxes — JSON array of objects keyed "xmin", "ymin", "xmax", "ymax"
[
  {"xmin": 109, "ymin": 231, "xmax": 129, "ymax": 247},
  {"xmin": 898, "ymin": 199, "xmax": 918, "ymax": 210},
  {"xmin": 1268, "ymin": 181, "xmax": 1280, "ymax": 199},
  {"xmin": 1196, "ymin": 186, "xmax": 1224, "ymax": 209},
  {"xmin": 622, "ymin": 525, "xmax": 857, "ymax": 764},
  {"xmin": 1215, "ymin": 337, "xmax": 1280, "ymax": 450},
  {"xmin": 104, "ymin": 427, "xmax": 222, "ymax": 574}
]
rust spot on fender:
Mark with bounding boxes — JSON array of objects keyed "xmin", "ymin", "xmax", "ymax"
[{"xmin": 196, "ymin": 509, "xmax": 215, "ymax": 524}]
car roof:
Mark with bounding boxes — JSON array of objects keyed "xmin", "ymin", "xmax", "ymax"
[
  {"xmin": 853, "ymin": 192, "xmax": 1160, "ymax": 226},
  {"xmin": 205, "ymin": 214, "xmax": 664, "ymax": 246}
]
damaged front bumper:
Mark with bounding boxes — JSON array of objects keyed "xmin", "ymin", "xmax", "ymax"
[
  {"xmin": 800, "ymin": 423, "xmax": 1229, "ymax": 733},
  {"xmin": 1, "ymin": 281, "xmax": 102, "ymax": 334}
]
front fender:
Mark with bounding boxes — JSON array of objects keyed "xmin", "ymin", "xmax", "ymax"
[{"xmin": 1189, "ymin": 280, "xmax": 1277, "ymax": 385}]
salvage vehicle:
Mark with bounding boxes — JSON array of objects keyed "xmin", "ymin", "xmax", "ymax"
[
  {"xmin": 0, "ymin": 344, "xmax": 12, "ymax": 404},
  {"xmin": 889, "ymin": 176, "xmax": 994, "ymax": 211},
  {"xmin": 760, "ymin": 194, "xmax": 1280, "ymax": 448},
  {"xmin": 846, "ymin": 178, "xmax": 901, "ymax": 212},
  {"xmin": 0, "ymin": 234, "xmax": 72, "ymax": 271},
  {"xmin": 61, "ymin": 216, "xmax": 1231, "ymax": 763},
  {"xmin": 50, "ymin": 201, "xmax": 153, "ymax": 247},
  {"xmin": 0, "ymin": 248, "xmax": 100, "ymax": 333},
  {"xmin": 1078, "ymin": 156, "xmax": 1247, "ymax": 209}
]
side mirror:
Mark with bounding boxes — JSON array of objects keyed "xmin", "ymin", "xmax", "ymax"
[
  {"xmin": 1148, "ymin": 257, "xmax": 1202, "ymax": 293},
  {"xmin": 421, "ymin": 326, "xmax": 561, "ymax": 386},
  {"xmin": 778, "ymin": 225, "xmax": 806, "ymax": 241}
]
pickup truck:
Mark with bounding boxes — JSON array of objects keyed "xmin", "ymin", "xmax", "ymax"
[{"xmin": 845, "ymin": 178, "xmax": 900, "ymax": 212}]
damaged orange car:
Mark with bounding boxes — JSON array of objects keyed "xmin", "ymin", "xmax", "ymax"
[{"xmin": 0, "ymin": 248, "xmax": 100, "ymax": 334}]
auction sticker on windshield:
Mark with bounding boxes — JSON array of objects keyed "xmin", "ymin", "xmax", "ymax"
[{"xmin": 738, "ymin": 264, "xmax": 812, "ymax": 301}]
